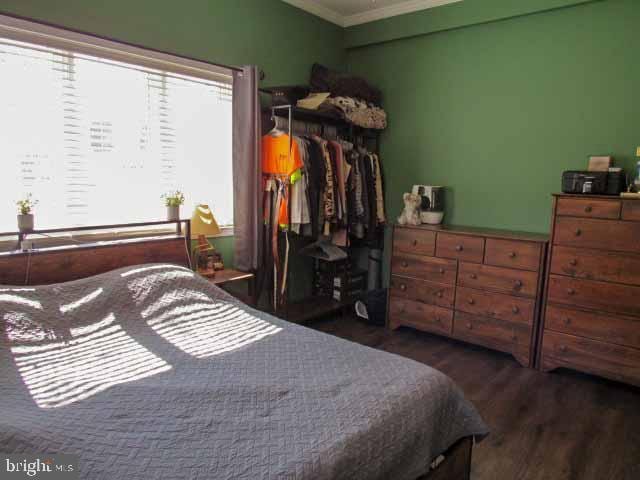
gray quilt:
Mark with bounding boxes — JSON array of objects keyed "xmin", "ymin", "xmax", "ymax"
[{"xmin": 0, "ymin": 264, "xmax": 487, "ymax": 480}]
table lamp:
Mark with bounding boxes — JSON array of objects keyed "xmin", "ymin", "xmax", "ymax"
[{"xmin": 191, "ymin": 204, "xmax": 223, "ymax": 275}]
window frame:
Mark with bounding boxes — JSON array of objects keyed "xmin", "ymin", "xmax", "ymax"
[{"xmin": 0, "ymin": 14, "xmax": 236, "ymax": 245}]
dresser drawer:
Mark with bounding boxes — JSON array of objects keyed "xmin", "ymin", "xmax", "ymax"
[
  {"xmin": 554, "ymin": 217, "xmax": 640, "ymax": 253},
  {"xmin": 621, "ymin": 200, "xmax": 640, "ymax": 221},
  {"xmin": 393, "ymin": 228, "xmax": 436, "ymax": 256},
  {"xmin": 390, "ymin": 275, "xmax": 455, "ymax": 308},
  {"xmin": 388, "ymin": 297, "xmax": 453, "ymax": 335},
  {"xmin": 545, "ymin": 305, "xmax": 640, "ymax": 350},
  {"xmin": 456, "ymin": 287, "xmax": 534, "ymax": 325},
  {"xmin": 458, "ymin": 262, "xmax": 538, "ymax": 298},
  {"xmin": 550, "ymin": 246, "xmax": 640, "ymax": 286},
  {"xmin": 484, "ymin": 239, "xmax": 542, "ymax": 272},
  {"xmin": 556, "ymin": 197, "xmax": 621, "ymax": 219},
  {"xmin": 436, "ymin": 233, "xmax": 485, "ymax": 263},
  {"xmin": 391, "ymin": 254, "xmax": 457, "ymax": 285},
  {"xmin": 547, "ymin": 275, "xmax": 640, "ymax": 317},
  {"xmin": 541, "ymin": 331, "xmax": 640, "ymax": 387},
  {"xmin": 453, "ymin": 312, "xmax": 531, "ymax": 361}
]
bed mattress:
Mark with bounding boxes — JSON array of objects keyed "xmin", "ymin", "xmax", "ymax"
[{"xmin": 0, "ymin": 264, "xmax": 487, "ymax": 479}]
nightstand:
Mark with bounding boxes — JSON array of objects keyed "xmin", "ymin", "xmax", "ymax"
[{"xmin": 200, "ymin": 269, "xmax": 256, "ymax": 306}]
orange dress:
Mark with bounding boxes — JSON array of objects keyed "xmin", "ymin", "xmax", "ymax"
[{"xmin": 262, "ymin": 134, "xmax": 303, "ymax": 226}]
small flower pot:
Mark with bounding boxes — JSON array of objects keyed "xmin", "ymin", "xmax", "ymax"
[
  {"xmin": 17, "ymin": 214, "xmax": 34, "ymax": 232},
  {"xmin": 167, "ymin": 205, "xmax": 180, "ymax": 221}
]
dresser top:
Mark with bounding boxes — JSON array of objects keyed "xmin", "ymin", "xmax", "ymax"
[
  {"xmin": 553, "ymin": 193, "xmax": 640, "ymax": 201},
  {"xmin": 394, "ymin": 223, "xmax": 549, "ymax": 243}
]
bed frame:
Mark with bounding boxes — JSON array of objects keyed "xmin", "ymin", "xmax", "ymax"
[
  {"xmin": 421, "ymin": 437, "xmax": 473, "ymax": 480},
  {"xmin": 0, "ymin": 233, "xmax": 474, "ymax": 479},
  {"xmin": 0, "ymin": 224, "xmax": 191, "ymax": 286}
]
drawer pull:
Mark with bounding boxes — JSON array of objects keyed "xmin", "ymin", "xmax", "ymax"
[
  {"xmin": 509, "ymin": 252, "xmax": 517, "ymax": 258},
  {"xmin": 563, "ymin": 317, "xmax": 571, "ymax": 325},
  {"xmin": 401, "ymin": 261, "xmax": 409, "ymax": 268},
  {"xmin": 512, "ymin": 306, "xmax": 520, "ymax": 314},
  {"xmin": 468, "ymin": 298, "xmax": 475, "ymax": 305},
  {"xmin": 412, "ymin": 239, "xmax": 418, "ymax": 246},
  {"xmin": 438, "ymin": 268, "xmax": 445, "ymax": 274},
  {"xmin": 512, "ymin": 333, "xmax": 518, "ymax": 341},
  {"xmin": 400, "ymin": 284, "xmax": 407, "ymax": 292},
  {"xmin": 466, "ymin": 322, "xmax": 473, "ymax": 330},
  {"xmin": 569, "ymin": 259, "xmax": 578, "ymax": 266},
  {"xmin": 584, "ymin": 205, "xmax": 593, "ymax": 213},
  {"xmin": 575, "ymin": 228, "xmax": 582, "ymax": 237},
  {"xmin": 567, "ymin": 288, "xmax": 576, "ymax": 295},
  {"xmin": 455, "ymin": 245, "xmax": 464, "ymax": 252},
  {"xmin": 470, "ymin": 273, "xmax": 478, "ymax": 280},
  {"xmin": 514, "ymin": 280, "xmax": 523, "ymax": 288},
  {"xmin": 436, "ymin": 291, "xmax": 443, "ymax": 298},
  {"xmin": 559, "ymin": 345, "xmax": 568, "ymax": 353}
]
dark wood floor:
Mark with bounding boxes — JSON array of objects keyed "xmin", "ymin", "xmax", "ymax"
[{"xmin": 311, "ymin": 316, "xmax": 640, "ymax": 480}]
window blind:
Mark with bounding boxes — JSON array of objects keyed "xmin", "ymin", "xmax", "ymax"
[{"xmin": 0, "ymin": 30, "xmax": 233, "ymax": 233}]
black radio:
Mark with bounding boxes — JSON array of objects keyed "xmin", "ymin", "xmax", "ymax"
[{"xmin": 561, "ymin": 171, "xmax": 608, "ymax": 194}]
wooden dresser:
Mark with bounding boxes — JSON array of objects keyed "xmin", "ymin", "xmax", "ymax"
[
  {"xmin": 389, "ymin": 224, "xmax": 548, "ymax": 367},
  {"xmin": 539, "ymin": 194, "xmax": 640, "ymax": 386}
]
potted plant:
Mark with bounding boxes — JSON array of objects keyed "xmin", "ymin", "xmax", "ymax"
[
  {"xmin": 16, "ymin": 194, "xmax": 38, "ymax": 232},
  {"xmin": 162, "ymin": 190, "xmax": 185, "ymax": 221}
]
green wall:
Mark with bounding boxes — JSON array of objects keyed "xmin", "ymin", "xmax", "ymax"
[
  {"xmin": 347, "ymin": 0, "xmax": 640, "ymax": 234},
  {"xmin": 345, "ymin": 0, "xmax": 598, "ymax": 48},
  {"xmin": 3, "ymin": 0, "xmax": 639, "ymax": 267},
  {"xmin": 0, "ymin": 0, "xmax": 345, "ymax": 266},
  {"xmin": 0, "ymin": 0, "xmax": 345, "ymax": 86}
]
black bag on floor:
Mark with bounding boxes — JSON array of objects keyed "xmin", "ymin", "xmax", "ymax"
[{"xmin": 355, "ymin": 288, "xmax": 387, "ymax": 326}]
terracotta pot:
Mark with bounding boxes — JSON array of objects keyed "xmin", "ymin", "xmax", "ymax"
[
  {"xmin": 17, "ymin": 214, "xmax": 34, "ymax": 232},
  {"xmin": 167, "ymin": 205, "xmax": 180, "ymax": 221}
]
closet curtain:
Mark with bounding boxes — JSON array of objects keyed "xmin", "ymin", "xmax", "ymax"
[{"xmin": 232, "ymin": 65, "xmax": 262, "ymax": 272}]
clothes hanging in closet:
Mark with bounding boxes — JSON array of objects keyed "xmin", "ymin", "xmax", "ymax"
[
  {"xmin": 262, "ymin": 132, "xmax": 385, "ymax": 243},
  {"xmin": 262, "ymin": 133, "xmax": 303, "ymax": 226}
]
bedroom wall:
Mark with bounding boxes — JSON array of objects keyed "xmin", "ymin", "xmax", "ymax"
[
  {"xmin": 0, "ymin": 0, "xmax": 345, "ymax": 266},
  {"xmin": 346, "ymin": 0, "xmax": 640, "ymax": 235}
]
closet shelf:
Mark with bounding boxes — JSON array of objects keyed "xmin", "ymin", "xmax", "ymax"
[{"xmin": 267, "ymin": 105, "xmax": 381, "ymax": 137}]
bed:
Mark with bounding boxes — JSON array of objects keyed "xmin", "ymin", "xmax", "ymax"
[{"xmin": 0, "ymin": 238, "xmax": 487, "ymax": 479}]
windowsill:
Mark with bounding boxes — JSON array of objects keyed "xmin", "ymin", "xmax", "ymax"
[
  {"xmin": 208, "ymin": 226, "xmax": 234, "ymax": 238},
  {"xmin": 0, "ymin": 233, "xmax": 184, "ymax": 257},
  {"xmin": 0, "ymin": 224, "xmax": 235, "ymax": 253}
]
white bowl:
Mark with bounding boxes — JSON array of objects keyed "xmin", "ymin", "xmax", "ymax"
[{"xmin": 420, "ymin": 211, "xmax": 444, "ymax": 225}]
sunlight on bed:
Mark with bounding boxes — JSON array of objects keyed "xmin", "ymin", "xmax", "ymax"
[
  {"xmin": 127, "ymin": 269, "xmax": 196, "ymax": 303},
  {"xmin": 0, "ymin": 293, "xmax": 42, "ymax": 310},
  {"xmin": 120, "ymin": 264, "xmax": 192, "ymax": 278},
  {"xmin": 7, "ymin": 312, "xmax": 171, "ymax": 409},
  {"xmin": 59, "ymin": 288, "xmax": 103, "ymax": 313},
  {"xmin": 143, "ymin": 290, "xmax": 282, "ymax": 358}
]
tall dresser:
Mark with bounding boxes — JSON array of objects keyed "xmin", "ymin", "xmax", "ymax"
[
  {"xmin": 539, "ymin": 194, "xmax": 640, "ymax": 386},
  {"xmin": 389, "ymin": 225, "xmax": 548, "ymax": 367}
]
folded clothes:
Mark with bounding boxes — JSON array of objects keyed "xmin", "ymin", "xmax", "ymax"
[
  {"xmin": 320, "ymin": 96, "xmax": 387, "ymax": 130},
  {"xmin": 297, "ymin": 92, "xmax": 331, "ymax": 110}
]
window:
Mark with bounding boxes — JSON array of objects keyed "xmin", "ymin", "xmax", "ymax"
[{"xmin": 0, "ymin": 16, "xmax": 233, "ymax": 233}]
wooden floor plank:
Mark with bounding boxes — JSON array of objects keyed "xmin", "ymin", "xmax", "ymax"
[{"xmin": 311, "ymin": 316, "xmax": 640, "ymax": 480}]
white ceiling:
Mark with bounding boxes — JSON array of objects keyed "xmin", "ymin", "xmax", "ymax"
[{"xmin": 281, "ymin": 0, "xmax": 463, "ymax": 27}]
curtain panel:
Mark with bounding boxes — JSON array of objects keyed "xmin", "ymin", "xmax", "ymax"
[{"xmin": 232, "ymin": 66, "xmax": 262, "ymax": 272}]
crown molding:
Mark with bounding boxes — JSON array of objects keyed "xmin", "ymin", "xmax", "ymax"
[
  {"xmin": 280, "ymin": 0, "xmax": 345, "ymax": 27},
  {"xmin": 281, "ymin": 0, "xmax": 463, "ymax": 28},
  {"xmin": 343, "ymin": 0, "xmax": 463, "ymax": 27}
]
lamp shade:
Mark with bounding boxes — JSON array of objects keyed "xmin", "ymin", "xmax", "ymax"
[{"xmin": 191, "ymin": 204, "xmax": 221, "ymax": 237}]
